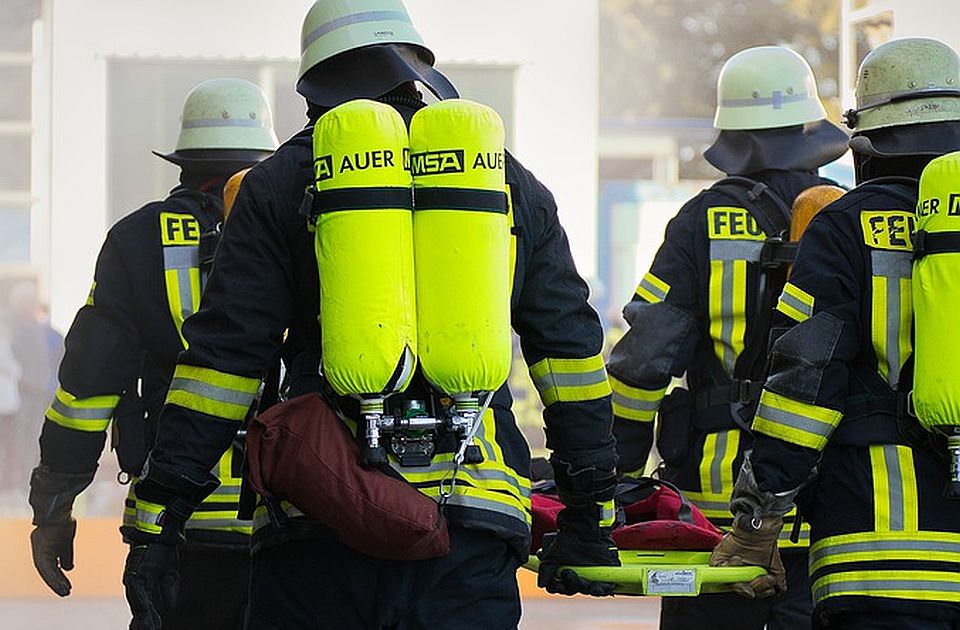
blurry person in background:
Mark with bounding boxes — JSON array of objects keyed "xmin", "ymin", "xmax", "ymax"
[
  {"xmin": 606, "ymin": 46, "xmax": 848, "ymax": 629},
  {"xmin": 0, "ymin": 314, "xmax": 23, "ymax": 499},
  {"xmin": 8, "ymin": 280, "xmax": 52, "ymax": 498},
  {"xmin": 27, "ymin": 78, "xmax": 277, "ymax": 630},
  {"xmin": 36, "ymin": 304, "xmax": 64, "ymax": 398}
]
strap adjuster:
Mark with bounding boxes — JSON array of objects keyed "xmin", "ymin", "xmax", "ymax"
[{"xmin": 759, "ymin": 234, "xmax": 797, "ymax": 269}]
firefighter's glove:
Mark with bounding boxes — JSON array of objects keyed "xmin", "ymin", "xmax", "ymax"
[
  {"xmin": 538, "ymin": 505, "xmax": 620, "ymax": 597},
  {"xmin": 28, "ymin": 466, "xmax": 95, "ymax": 596},
  {"xmin": 123, "ymin": 542, "xmax": 179, "ymax": 630},
  {"xmin": 709, "ymin": 515, "xmax": 786, "ymax": 598},
  {"xmin": 709, "ymin": 453, "xmax": 799, "ymax": 598}
]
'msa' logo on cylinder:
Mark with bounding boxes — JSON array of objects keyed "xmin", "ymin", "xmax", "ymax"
[{"xmin": 410, "ymin": 150, "xmax": 465, "ymax": 176}]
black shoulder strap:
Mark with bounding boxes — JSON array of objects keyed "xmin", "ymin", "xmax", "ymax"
[
  {"xmin": 709, "ymin": 176, "xmax": 792, "ymax": 238},
  {"xmin": 852, "ymin": 176, "xmax": 919, "ymax": 205}
]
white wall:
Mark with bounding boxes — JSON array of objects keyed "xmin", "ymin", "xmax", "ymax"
[{"xmin": 46, "ymin": 0, "xmax": 599, "ymax": 331}]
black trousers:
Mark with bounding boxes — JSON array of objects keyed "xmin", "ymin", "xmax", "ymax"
[
  {"xmin": 659, "ymin": 549, "xmax": 812, "ymax": 630},
  {"xmin": 163, "ymin": 540, "xmax": 251, "ymax": 630},
  {"xmin": 816, "ymin": 612, "xmax": 960, "ymax": 630},
  {"xmin": 246, "ymin": 527, "xmax": 521, "ymax": 630}
]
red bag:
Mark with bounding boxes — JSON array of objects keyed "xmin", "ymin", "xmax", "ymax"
[
  {"xmin": 245, "ymin": 393, "xmax": 450, "ymax": 560},
  {"xmin": 529, "ymin": 477, "xmax": 723, "ymax": 553}
]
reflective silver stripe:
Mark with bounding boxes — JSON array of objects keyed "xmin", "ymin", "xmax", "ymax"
[
  {"xmin": 872, "ymin": 251, "xmax": 912, "ymax": 279},
  {"xmin": 720, "ymin": 260, "xmax": 736, "ymax": 373},
  {"xmin": 780, "ymin": 527, "xmax": 810, "ymax": 541},
  {"xmin": 721, "ymin": 91, "xmax": 810, "ymax": 109},
  {"xmin": 709, "ymin": 240, "xmax": 764, "ymax": 262},
  {"xmin": 48, "ymin": 398, "xmax": 113, "ymax": 420},
  {"xmin": 710, "ymin": 431, "xmax": 728, "ymax": 494},
  {"xmin": 207, "ymin": 485, "xmax": 242, "ymax": 497},
  {"xmin": 884, "ymin": 445, "xmax": 905, "ymax": 531},
  {"xmin": 810, "ymin": 538, "xmax": 960, "ymax": 565},
  {"xmin": 302, "ymin": 10, "xmax": 411, "ymax": 51},
  {"xmin": 136, "ymin": 507, "xmax": 163, "ymax": 528},
  {"xmin": 638, "ymin": 277, "xmax": 668, "ymax": 302},
  {"xmin": 756, "ymin": 402, "xmax": 835, "ymax": 441},
  {"xmin": 814, "ymin": 579, "xmax": 960, "ymax": 602},
  {"xmin": 181, "ymin": 118, "xmax": 266, "ymax": 130},
  {"xmin": 873, "ymin": 250, "xmax": 910, "ymax": 387},
  {"xmin": 611, "ymin": 391, "xmax": 660, "ymax": 412},
  {"xmin": 780, "ymin": 291, "xmax": 813, "ymax": 319},
  {"xmin": 600, "ymin": 502, "xmax": 616, "ymax": 525},
  {"xmin": 185, "ymin": 519, "xmax": 250, "ymax": 531},
  {"xmin": 530, "ymin": 367, "xmax": 608, "ymax": 392},
  {"xmin": 437, "ymin": 492, "xmax": 530, "ymax": 524},
  {"xmin": 168, "ymin": 377, "xmax": 258, "ymax": 408},
  {"xmin": 163, "ymin": 245, "xmax": 199, "ymax": 269}
]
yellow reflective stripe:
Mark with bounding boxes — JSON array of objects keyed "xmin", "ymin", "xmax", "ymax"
[
  {"xmin": 134, "ymin": 499, "xmax": 165, "ymax": 535},
  {"xmin": 871, "ymin": 445, "xmax": 919, "ymax": 532},
  {"xmin": 165, "ymin": 365, "xmax": 259, "ymax": 421},
  {"xmin": 45, "ymin": 387, "xmax": 119, "ymax": 432},
  {"xmin": 777, "ymin": 282, "xmax": 815, "ymax": 322},
  {"xmin": 599, "ymin": 499, "xmax": 616, "ymax": 528},
  {"xmin": 730, "ymin": 260, "xmax": 747, "ymax": 361},
  {"xmin": 708, "ymin": 259, "xmax": 725, "ymax": 369},
  {"xmin": 85, "ymin": 281, "xmax": 96, "ymax": 306},
  {"xmin": 698, "ymin": 429, "xmax": 740, "ymax": 496},
  {"xmin": 635, "ymin": 272, "xmax": 670, "ymax": 304},
  {"xmin": 699, "ymin": 433, "xmax": 719, "ymax": 496},
  {"xmin": 813, "ymin": 570, "xmax": 960, "ymax": 604},
  {"xmin": 419, "ymin": 484, "xmax": 532, "ymax": 525},
  {"xmin": 899, "ymin": 446, "xmax": 919, "ymax": 531},
  {"xmin": 528, "ymin": 355, "xmax": 611, "ymax": 405},
  {"xmin": 872, "ymin": 275, "xmax": 889, "ymax": 383},
  {"xmin": 752, "ymin": 390, "xmax": 842, "ymax": 450},
  {"xmin": 609, "ymin": 374, "xmax": 665, "ymax": 422},
  {"xmin": 707, "ymin": 259, "xmax": 746, "ymax": 374},
  {"xmin": 810, "ymin": 530, "xmax": 960, "ymax": 574}
]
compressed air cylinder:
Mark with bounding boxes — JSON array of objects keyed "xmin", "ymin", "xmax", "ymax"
[
  {"xmin": 913, "ymin": 151, "xmax": 960, "ymax": 431},
  {"xmin": 314, "ymin": 99, "xmax": 416, "ymax": 397},
  {"xmin": 409, "ymin": 99, "xmax": 512, "ymax": 395}
]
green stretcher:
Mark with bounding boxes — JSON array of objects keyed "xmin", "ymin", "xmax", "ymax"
[{"xmin": 525, "ymin": 550, "xmax": 766, "ymax": 596}]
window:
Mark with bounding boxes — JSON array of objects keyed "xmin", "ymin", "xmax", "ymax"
[{"xmin": 0, "ymin": 0, "xmax": 41, "ymax": 265}]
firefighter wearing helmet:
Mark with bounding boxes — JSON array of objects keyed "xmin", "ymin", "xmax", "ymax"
[
  {"xmin": 119, "ymin": 1, "xmax": 619, "ymax": 628},
  {"xmin": 710, "ymin": 37, "xmax": 960, "ymax": 629},
  {"xmin": 607, "ymin": 45, "xmax": 848, "ymax": 629},
  {"xmin": 28, "ymin": 78, "xmax": 277, "ymax": 629}
]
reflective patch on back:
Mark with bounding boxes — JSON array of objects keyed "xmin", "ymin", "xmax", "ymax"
[
  {"xmin": 707, "ymin": 206, "xmax": 766, "ymax": 241},
  {"xmin": 860, "ymin": 210, "xmax": 916, "ymax": 251}
]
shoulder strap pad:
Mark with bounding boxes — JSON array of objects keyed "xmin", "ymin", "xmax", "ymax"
[{"xmin": 708, "ymin": 176, "xmax": 792, "ymax": 237}]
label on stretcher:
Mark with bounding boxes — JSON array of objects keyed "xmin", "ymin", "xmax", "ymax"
[{"xmin": 645, "ymin": 569, "xmax": 697, "ymax": 595}]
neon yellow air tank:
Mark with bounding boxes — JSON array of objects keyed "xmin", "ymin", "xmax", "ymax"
[
  {"xmin": 409, "ymin": 100, "xmax": 512, "ymax": 395},
  {"xmin": 313, "ymin": 99, "xmax": 417, "ymax": 397}
]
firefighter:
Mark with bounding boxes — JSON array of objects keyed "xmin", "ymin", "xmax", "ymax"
[
  {"xmin": 27, "ymin": 78, "xmax": 278, "ymax": 629},
  {"xmin": 606, "ymin": 46, "xmax": 848, "ymax": 629},
  {"xmin": 118, "ymin": 1, "xmax": 618, "ymax": 628},
  {"xmin": 709, "ymin": 37, "xmax": 960, "ymax": 629}
]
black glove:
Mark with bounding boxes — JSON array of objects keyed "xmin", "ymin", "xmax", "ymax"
[
  {"xmin": 537, "ymin": 505, "xmax": 621, "ymax": 596},
  {"xmin": 123, "ymin": 543, "xmax": 180, "ymax": 630},
  {"xmin": 28, "ymin": 466, "xmax": 95, "ymax": 597}
]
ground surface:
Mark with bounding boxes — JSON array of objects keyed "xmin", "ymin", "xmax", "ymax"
[{"xmin": 0, "ymin": 596, "xmax": 661, "ymax": 629}]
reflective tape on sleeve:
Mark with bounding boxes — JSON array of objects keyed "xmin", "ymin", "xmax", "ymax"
[
  {"xmin": 777, "ymin": 282, "xmax": 816, "ymax": 322},
  {"xmin": 752, "ymin": 390, "xmax": 841, "ymax": 451},
  {"xmin": 134, "ymin": 499, "xmax": 165, "ymax": 536},
  {"xmin": 599, "ymin": 499, "xmax": 616, "ymax": 528},
  {"xmin": 609, "ymin": 374, "xmax": 666, "ymax": 422},
  {"xmin": 45, "ymin": 387, "xmax": 119, "ymax": 432},
  {"xmin": 634, "ymin": 272, "xmax": 671, "ymax": 304},
  {"xmin": 165, "ymin": 365, "xmax": 260, "ymax": 421},
  {"xmin": 528, "ymin": 354, "xmax": 612, "ymax": 406}
]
